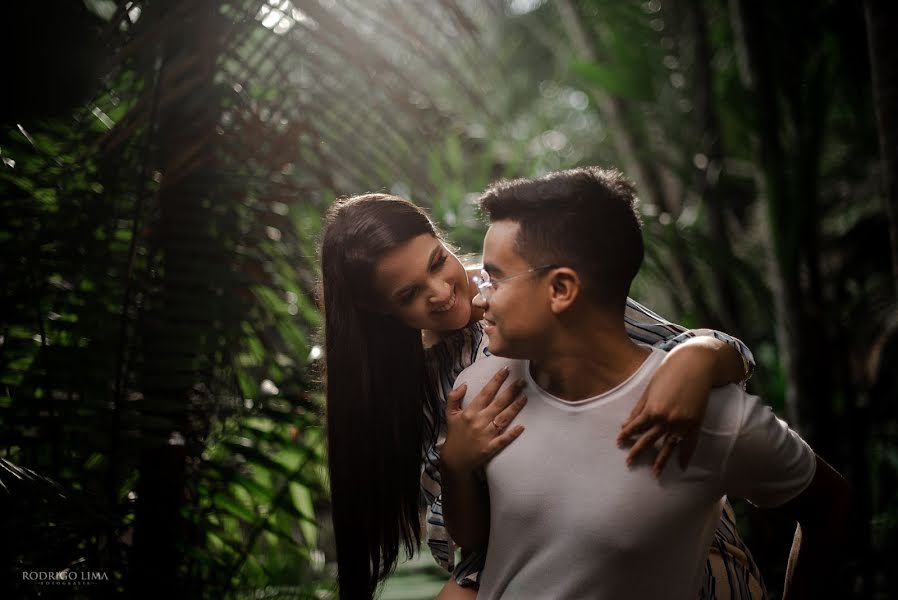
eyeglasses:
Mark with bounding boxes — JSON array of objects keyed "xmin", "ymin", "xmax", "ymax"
[{"xmin": 475, "ymin": 265, "xmax": 557, "ymax": 301}]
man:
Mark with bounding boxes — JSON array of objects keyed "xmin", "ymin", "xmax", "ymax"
[{"xmin": 439, "ymin": 167, "xmax": 850, "ymax": 599}]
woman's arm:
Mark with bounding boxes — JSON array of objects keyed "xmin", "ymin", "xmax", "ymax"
[
  {"xmin": 440, "ymin": 372, "xmax": 526, "ymax": 549},
  {"xmin": 440, "ymin": 461, "xmax": 492, "ymax": 550},
  {"xmin": 421, "ymin": 321, "xmax": 489, "ymax": 570},
  {"xmin": 617, "ymin": 298, "xmax": 755, "ymax": 475},
  {"xmin": 436, "ymin": 578, "xmax": 479, "ymax": 600},
  {"xmin": 655, "ymin": 328, "xmax": 753, "ymax": 384},
  {"xmin": 623, "ymin": 298, "xmax": 754, "ymax": 382}
]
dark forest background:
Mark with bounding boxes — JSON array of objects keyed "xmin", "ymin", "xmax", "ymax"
[{"xmin": 1, "ymin": 1, "xmax": 897, "ymax": 598}]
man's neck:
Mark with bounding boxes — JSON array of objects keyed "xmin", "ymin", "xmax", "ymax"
[{"xmin": 528, "ymin": 314, "xmax": 651, "ymax": 402}]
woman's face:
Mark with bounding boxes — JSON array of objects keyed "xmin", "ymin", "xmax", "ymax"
[{"xmin": 372, "ymin": 233, "xmax": 472, "ymax": 332}]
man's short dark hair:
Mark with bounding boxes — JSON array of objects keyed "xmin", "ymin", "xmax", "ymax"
[{"xmin": 478, "ymin": 166, "xmax": 643, "ymax": 310}]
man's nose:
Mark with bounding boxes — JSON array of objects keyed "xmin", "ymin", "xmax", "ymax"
[{"xmin": 472, "ymin": 289, "xmax": 488, "ymax": 310}]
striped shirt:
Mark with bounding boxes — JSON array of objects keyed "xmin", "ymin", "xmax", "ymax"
[{"xmin": 420, "ymin": 297, "xmax": 767, "ymax": 598}]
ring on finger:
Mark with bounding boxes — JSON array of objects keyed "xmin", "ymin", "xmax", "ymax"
[
  {"xmin": 668, "ymin": 434, "xmax": 683, "ymax": 446},
  {"xmin": 491, "ymin": 418, "xmax": 504, "ymax": 432}
]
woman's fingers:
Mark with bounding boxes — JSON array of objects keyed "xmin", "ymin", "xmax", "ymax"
[
  {"xmin": 652, "ymin": 433, "xmax": 681, "ymax": 477},
  {"xmin": 620, "ymin": 419, "xmax": 697, "ymax": 476},
  {"xmin": 617, "ymin": 412, "xmax": 652, "ymax": 447},
  {"xmin": 469, "ymin": 367, "xmax": 511, "ymax": 411},
  {"xmin": 484, "ymin": 378, "xmax": 526, "ymax": 419},
  {"xmin": 623, "ymin": 389, "xmax": 650, "ymax": 429},
  {"xmin": 442, "ymin": 370, "xmax": 528, "ymax": 473},
  {"xmin": 487, "ymin": 424, "xmax": 525, "ymax": 457},
  {"xmin": 446, "ymin": 383, "xmax": 467, "ymax": 414},
  {"xmin": 625, "ymin": 422, "xmax": 665, "ymax": 466},
  {"xmin": 491, "ymin": 394, "xmax": 528, "ymax": 431},
  {"xmin": 678, "ymin": 433, "xmax": 699, "ymax": 470}
]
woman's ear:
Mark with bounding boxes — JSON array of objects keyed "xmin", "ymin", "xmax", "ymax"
[{"xmin": 547, "ymin": 267, "xmax": 580, "ymax": 315}]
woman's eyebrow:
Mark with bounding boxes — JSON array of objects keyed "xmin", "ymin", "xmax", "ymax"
[
  {"xmin": 394, "ymin": 245, "xmax": 442, "ymax": 299},
  {"xmin": 425, "ymin": 244, "xmax": 441, "ymax": 268}
]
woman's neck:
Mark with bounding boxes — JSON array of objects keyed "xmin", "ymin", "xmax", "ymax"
[{"xmin": 421, "ymin": 329, "xmax": 441, "ymax": 349}]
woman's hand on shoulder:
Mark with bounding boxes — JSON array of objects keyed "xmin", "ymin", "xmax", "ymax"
[
  {"xmin": 616, "ymin": 343, "xmax": 718, "ymax": 477},
  {"xmin": 441, "ymin": 367, "xmax": 527, "ymax": 475}
]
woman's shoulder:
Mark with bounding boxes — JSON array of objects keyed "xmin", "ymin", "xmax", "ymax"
[
  {"xmin": 427, "ymin": 319, "xmax": 484, "ymax": 348},
  {"xmin": 424, "ymin": 320, "xmax": 487, "ymax": 363}
]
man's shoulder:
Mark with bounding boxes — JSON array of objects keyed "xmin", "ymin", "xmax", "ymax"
[
  {"xmin": 701, "ymin": 383, "xmax": 755, "ymax": 436},
  {"xmin": 455, "ymin": 355, "xmax": 523, "ymax": 394}
]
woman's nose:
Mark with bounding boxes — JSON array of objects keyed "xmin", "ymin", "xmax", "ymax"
[{"xmin": 428, "ymin": 279, "xmax": 452, "ymax": 303}]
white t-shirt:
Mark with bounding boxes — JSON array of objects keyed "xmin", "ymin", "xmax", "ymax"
[{"xmin": 455, "ymin": 347, "xmax": 815, "ymax": 600}]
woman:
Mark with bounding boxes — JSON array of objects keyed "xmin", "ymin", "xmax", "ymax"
[{"xmin": 320, "ymin": 193, "xmax": 764, "ymax": 599}]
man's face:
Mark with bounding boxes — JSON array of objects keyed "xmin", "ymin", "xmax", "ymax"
[{"xmin": 475, "ymin": 220, "xmax": 553, "ymax": 358}]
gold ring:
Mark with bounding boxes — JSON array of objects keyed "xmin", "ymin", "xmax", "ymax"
[{"xmin": 491, "ymin": 419, "xmax": 503, "ymax": 432}]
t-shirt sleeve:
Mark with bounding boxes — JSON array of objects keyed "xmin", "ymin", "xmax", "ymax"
[{"xmin": 722, "ymin": 393, "xmax": 817, "ymax": 508}]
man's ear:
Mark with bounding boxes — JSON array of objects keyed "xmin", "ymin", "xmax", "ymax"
[{"xmin": 547, "ymin": 267, "xmax": 580, "ymax": 315}]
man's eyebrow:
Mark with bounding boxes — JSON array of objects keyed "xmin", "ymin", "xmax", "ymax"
[
  {"xmin": 482, "ymin": 262, "xmax": 505, "ymax": 278},
  {"xmin": 394, "ymin": 245, "xmax": 442, "ymax": 299}
]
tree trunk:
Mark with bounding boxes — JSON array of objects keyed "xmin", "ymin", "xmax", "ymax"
[
  {"xmin": 556, "ymin": 0, "xmax": 721, "ymax": 327},
  {"xmin": 864, "ymin": 0, "xmax": 898, "ymax": 298},
  {"xmin": 128, "ymin": 1, "xmax": 223, "ymax": 597},
  {"xmin": 728, "ymin": 0, "xmax": 834, "ymax": 451},
  {"xmin": 680, "ymin": 0, "xmax": 741, "ymax": 333}
]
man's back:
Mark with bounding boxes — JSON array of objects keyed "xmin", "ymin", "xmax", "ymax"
[{"xmin": 456, "ymin": 349, "xmax": 815, "ymax": 600}]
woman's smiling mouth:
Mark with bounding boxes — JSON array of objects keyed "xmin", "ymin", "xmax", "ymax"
[{"xmin": 431, "ymin": 289, "xmax": 457, "ymax": 314}]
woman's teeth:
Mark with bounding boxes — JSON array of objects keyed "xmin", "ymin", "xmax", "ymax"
[{"xmin": 432, "ymin": 290, "xmax": 456, "ymax": 313}]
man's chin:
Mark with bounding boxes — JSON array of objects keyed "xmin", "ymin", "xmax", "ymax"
[
  {"xmin": 484, "ymin": 326, "xmax": 524, "ymax": 357},
  {"xmin": 485, "ymin": 339, "xmax": 527, "ymax": 360}
]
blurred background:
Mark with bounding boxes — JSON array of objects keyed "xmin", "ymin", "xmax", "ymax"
[{"xmin": 1, "ymin": 0, "xmax": 896, "ymax": 598}]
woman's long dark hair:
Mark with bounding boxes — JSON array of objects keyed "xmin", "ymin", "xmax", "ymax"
[{"xmin": 320, "ymin": 194, "xmax": 439, "ymax": 599}]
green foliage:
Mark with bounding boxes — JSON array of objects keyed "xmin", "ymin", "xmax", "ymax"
[
  {"xmin": 447, "ymin": 1, "xmax": 896, "ymax": 595},
  {"xmin": 1, "ymin": 0, "xmax": 505, "ymax": 597},
  {"xmin": 2, "ymin": 0, "xmax": 896, "ymax": 598}
]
